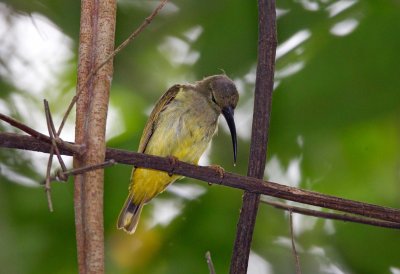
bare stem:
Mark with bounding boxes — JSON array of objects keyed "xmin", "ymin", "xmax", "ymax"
[
  {"xmin": 205, "ymin": 251, "xmax": 216, "ymax": 274},
  {"xmin": 90, "ymin": 0, "xmax": 169, "ymax": 78},
  {"xmin": 0, "ymin": 113, "xmax": 83, "ymax": 154},
  {"xmin": 57, "ymin": 0, "xmax": 169, "ymax": 140},
  {"xmin": 45, "ymin": 151, "xmax": 54, "ymax": 212},
  {"xmin": 44, "ymin": 100, "xmax": 57, "ymax": 136},
  {"xmin": 44, "ymin": 100, "xmax": 68, "ymax": 173},
  {"xmin": 50, "ymin": 160, "xmax": 116, "ymax": 182},
  {"xmin": 261, "ymin": 199, "xmax": 400, "ymax": 229},
  {"xmin": 0, "ymin": 113, "xmax": 51, "ymax": 142},
  {"xmin": 57, "ymin": 94, "xmax": 78, "ymax": 136},
  {"xmin": 289, "ymin": 210, "xmax": 302, "ymax": 274}
]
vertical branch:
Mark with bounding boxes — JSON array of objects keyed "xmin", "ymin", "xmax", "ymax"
[
  {"xmin": 289, "ymin": 211, "xmax": 302, "ymax": 274},
  {"xmin": 74, "ymin": 0, "xmax": 117, "ymax": 273},
  {"xmin": 205, "ymin": 251, "xmax": 217, "ymax": 274},
  {"xmin": 74, "ymin": 2, "xmax": 93, "ymax": 272},
  {"xmin": 229, "ymin": 0, "xmax": 277, "ymax": 273}
]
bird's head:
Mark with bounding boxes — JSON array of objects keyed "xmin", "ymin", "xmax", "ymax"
[{"xmin": 197, "ymin": 75, "xmax": 239, "ymax": 164}]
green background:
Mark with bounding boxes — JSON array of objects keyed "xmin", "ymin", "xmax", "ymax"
[{"xmin": 0, "ymin": 0, "xmax": 399, "ymax": 273}]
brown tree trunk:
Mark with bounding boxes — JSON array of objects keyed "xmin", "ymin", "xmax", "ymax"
[{"xmin": 74, "ymin": 1, "xmax": 117, "ymax": 273}]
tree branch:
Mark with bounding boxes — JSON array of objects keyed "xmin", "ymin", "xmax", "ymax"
[
  {"xmin": 205, "ymin": 251, "xmax": 216, "ymax": 274},
  {"xmin": 289, "ymin": 210, "xmax": 302, "ymax": 274},
  {"xmin": 0, "ymin": 113, "xmax": 48, "ymax": 141},
  {"xmin": 56, "ymin": 0, "xmax": 170, "ymax": 137},
  {"xmin": 0, "ymin": 113, "xmax": 83, "ymax": 155},
  {"xmin": 230, "ymin": 0, "xmax": 277, "ymax": 273},
  {"xmin": 91, "ymin": 0, "xmax": 169, "ymax": 79},
  {"xmin": 41, "ymin": 160, "xmax": 116, "ymax": 183},
  {"xmin": 261, "ymin": 199, "xmax": 400, "ymax": 229},
  {"xmin": 2, "ymin": 132, "xmax": 399, "ymax": 225}
]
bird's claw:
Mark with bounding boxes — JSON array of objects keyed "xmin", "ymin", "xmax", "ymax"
[
  {"xmin": 167, "ymin": 156, "xmax": 179, "ymax": 177},
  {"xmin": 208, "ymin": 164, "xmax": 225, "ymax": 185}
]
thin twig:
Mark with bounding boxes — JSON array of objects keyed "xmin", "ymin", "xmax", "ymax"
[
  {"xmin": 261, "ymin": 199, "xmax": 400, "ymax": 229},
  {"xmin": 44, "ymin": 100, "xmax": 70, "ymax": 211},
  {"xmin": 0, "ymin": 113, "xmax": 83, "ymax": 154},
  {"xmin": 44, "ymin": 100, "xmax": 57, "ymax": 136},
  {"xmin": 289, "ymin": 210, "xmax": 302, "ymax": 274},
  {"xmin": 45, "ymin": 152, "xmax": 54, "ymax": 212},
  {"xmin": 2, "ymin": 132, "xmax": 400, "ymax": 225},
  {"xmin": 50, "ymin": 138, "xmax": 67, "ymax": 173},
  {"xmin": 205, "ymin": 251, "xmax": 216, "ymax": 274},
  {"xmin": 57, "ymin": 0, "xmax": 169, "ymax": 138},
  {"xmin": 0, "ymin": 113, "xmax": 50, "ymax": 141},
  {"xmin": 40, "ymin": 159, "xmax": 116, "ymax": 184},
  {"xmin": 91, "ymin": 0, "xmax": 169, "ymax": 79},
  {"xmin": 44, "ymin": 100, "xmax": 68, "ymax": 173},
  {"xmin": 43, "ymin": 100, "xmax": 58, "ymax": 211},
  {"xmin": 57, "ymin": 94, "xmax": 78, "ymax": 136},
  {"xmin": 49, "ymin": 159, "xmax": 116, "ymax": 182}
]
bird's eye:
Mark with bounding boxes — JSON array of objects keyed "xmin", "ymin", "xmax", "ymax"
[{"xmin": 211, "ymin": 92, "xmax": 217, "ymax": 104}]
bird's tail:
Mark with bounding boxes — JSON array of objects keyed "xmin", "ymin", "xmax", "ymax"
[{"xmin": 117, "ymin": 196, "xmax": 144, "ymax": 234}]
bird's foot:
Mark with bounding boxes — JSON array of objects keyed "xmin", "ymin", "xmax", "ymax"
[
  {"xmin": 208, "ymin": 164, "xmax": 225, "ymax": 185},
  {"xmin": 167, "ymin": 156, "xmax": 179, "ymax": 177}
]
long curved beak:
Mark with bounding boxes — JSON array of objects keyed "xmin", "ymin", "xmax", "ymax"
[{"xmin": 222, "ymin": 106, "xmax": 237, "ymax": 165}]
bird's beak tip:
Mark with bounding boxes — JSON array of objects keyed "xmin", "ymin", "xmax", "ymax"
[{"xmin": 222, "ymin": 106, "xmax": 237, "ymax": 166}]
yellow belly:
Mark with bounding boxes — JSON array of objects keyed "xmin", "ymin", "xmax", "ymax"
[{"xmin": 131, "ymin": 169, "xmax": 180, "ymax": 203}]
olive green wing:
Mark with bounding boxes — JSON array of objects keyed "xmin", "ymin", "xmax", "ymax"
[{"xmin": 137, "ymin": 84, "xmax": 183, "ymax": 153}]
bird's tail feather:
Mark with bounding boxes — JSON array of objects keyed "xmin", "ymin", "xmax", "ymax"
[{"xmin": 117, "ymin": 196, "xmax": 144, "ymax": 234}]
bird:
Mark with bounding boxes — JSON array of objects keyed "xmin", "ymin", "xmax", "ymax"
[{"xmin": 117, "ymin": 74, "xmax": 239, "ymax": 234}]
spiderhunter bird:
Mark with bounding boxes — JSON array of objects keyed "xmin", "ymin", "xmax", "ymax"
[{"xmin": 117, "ymin": 74, "xmax": 239, "ymax": 234}]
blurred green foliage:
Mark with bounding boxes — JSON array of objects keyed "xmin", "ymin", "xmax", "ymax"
[{"xmin": 0, "ymin": 0, "xmax": 399, "ymax": 273}]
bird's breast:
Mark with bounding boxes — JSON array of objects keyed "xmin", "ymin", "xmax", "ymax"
[{"xmin": 145, "ymin": 90, "xmax": 219, "ymax": 164}]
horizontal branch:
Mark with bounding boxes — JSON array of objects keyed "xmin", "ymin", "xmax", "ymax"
[
  {"xmin": 261, "ymin": 199, "xmax": 400, "ymax": 229},
  {"xmin": 0, "ymin": 114, "xmax": 82, "ymax": 155},
  {"xmin": 1, "ymin": 132, "xmax": 400, "ymax": 224}
]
